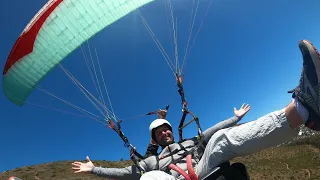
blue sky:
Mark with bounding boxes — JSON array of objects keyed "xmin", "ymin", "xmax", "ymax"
[{"xmin": 1, "ymin": 0, "xmax": 320, "ymax": 173}]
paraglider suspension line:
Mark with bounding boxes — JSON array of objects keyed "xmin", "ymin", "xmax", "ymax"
[
  {"xmin": 106, "ymin": 119, "xmax": 145, "ymax": 174},
  {"xmin": 175, "ymin": 73, "xmax": 203, "ymax": 142}
]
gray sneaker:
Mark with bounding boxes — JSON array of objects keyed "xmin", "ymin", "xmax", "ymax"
[{"xmin": 288, "ymin": 40, "xmax": 320, "ymax": 131}]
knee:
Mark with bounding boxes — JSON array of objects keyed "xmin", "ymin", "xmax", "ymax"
[
  {"xmin": 207, "ymin": 129, "xmax": 233, "ymax": 151},
  {"xmin": 139, "ymin": 171, "xmax": 155, "ymax": 180},
  {"xmin": 140, "ymin": 170, "xmax": 175, "ymax": 180}
]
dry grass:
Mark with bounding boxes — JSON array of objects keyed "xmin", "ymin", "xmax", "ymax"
[{"xmin": 1, "ymin": 136, "xmax": 320, "ymax": 180}]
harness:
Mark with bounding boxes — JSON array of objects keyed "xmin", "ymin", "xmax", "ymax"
[
  {"xmin": 148, "ymin": 73, "xmax": 207, "ymax": 179},
  {"xmin": 164, "ymin": 73, "xmax": 205, "ymax": 180},
  {"xmin": 105, "ymin": 73, "xmax": 248, "ymax": 180},
  {"xmin": 152, "ymin": 137, "xmax": 206, "ymax": 180}
]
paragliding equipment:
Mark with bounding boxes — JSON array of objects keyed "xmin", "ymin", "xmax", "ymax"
[
  {"xmin": 175, "ymin": 73, "xmax": 203, "ymax": 142},
  {"xmin": 1, "ymin": 0, "xmax": 236, "ymax": 179},
  {"xmin": 146, "ymin": 105, "xmax": 170, "ymax": 116},
  {"xmin": 2, "ymin": 0, "xmax": 210, "ymax": 139},
  {"xmin": 106, "ymin": 118, "xmax": 145, "ymax": 174}
]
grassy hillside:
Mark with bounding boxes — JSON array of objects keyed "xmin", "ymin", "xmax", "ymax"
[{"xmin": 1, "ymin": 135, "xmax": 320, "ymax": 180}]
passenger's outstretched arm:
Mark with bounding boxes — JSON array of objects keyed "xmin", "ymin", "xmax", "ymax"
[{"xmin": 202, "ymin": 103, "xmax": 251, "ymax": 143}]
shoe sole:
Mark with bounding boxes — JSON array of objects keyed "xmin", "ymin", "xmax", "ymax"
[
  {"xmin": 299, "ymin": 40, "xmax": 320, "ymax": 130},
  {"xmin": 299, "ymin": 40, "xmax": 320, "ymax": 82}
]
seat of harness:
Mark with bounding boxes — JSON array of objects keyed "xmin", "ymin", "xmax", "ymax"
[
  {"xmin": 157, "ymin": 138, "xmax": 250, "ymax": 180},
  {"xmin": 201, "ymin": 161, "xmax": 250, "ymax": 180}
]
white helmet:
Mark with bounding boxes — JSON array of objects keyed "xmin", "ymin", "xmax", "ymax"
[{"xmin": 149, "ymin": 119, "xmax": 172, "ymax": 141}]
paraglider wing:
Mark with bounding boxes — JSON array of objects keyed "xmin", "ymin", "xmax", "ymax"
[{"xmin": 2, "ymin": 0, "xmax": 154, "ymax": 106}]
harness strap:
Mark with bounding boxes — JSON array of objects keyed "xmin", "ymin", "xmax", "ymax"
[
  {"xmin": 175, "ymin": 73, "xmax": 204, "ymax": 142},
  {"xmin": 158, "ymin": 140, "xmax": 199, "ymax": 180},
  {"xmin": 159, "ymin": 144, "xmax": 194, "ymax": 160},
  {"xmin": 156, "ymin": 156, "xmax": 160, "ymax": 170},
  {"xmin": 186, "ymin": 154, "xmax": 198, "ymax": 180},
  {"xmin": 168, "ymin": 163, "xmax": 191, "ymax": 180},
  {"xmin": 167, "ymin": 154, "xmax": 199, "ymax": 180}
]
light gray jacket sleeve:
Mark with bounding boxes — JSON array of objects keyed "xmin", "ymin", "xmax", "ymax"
[
  {"xmin": 91, "ymin": 165, "xmax": 142, "ymax": 180},
  {"xmin": 91, "ymin": 156, "xmax": 156, "ymax": 180},
  {"xmin": 202, "ymin": 116, "xmax": 241, "ymax": 143}
]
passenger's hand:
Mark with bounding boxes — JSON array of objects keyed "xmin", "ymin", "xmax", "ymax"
[
  {"xmin": 234, "ymin": 103, "xmax": 251, "ymax": 119},
  {"xmin": 72, "ymin": 156, "xmax": 95, "ymax": 173},
  {"xmin": 157, "ymin": 109, "xmax": 167, "ymax": 119}
]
